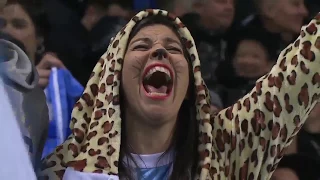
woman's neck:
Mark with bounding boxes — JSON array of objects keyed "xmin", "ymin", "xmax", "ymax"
[{"xmin": 124, "ymin": 110, "xmax": 177, "ymax": 155}]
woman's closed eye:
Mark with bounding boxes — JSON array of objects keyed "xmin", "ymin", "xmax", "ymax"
[
  {"xmin": 167, "ymin": 46, "xmax": 182, "ymax": 54},
  {"xmin": 133, "ymin": 44, "xmax": 149, "ymax": 51}
]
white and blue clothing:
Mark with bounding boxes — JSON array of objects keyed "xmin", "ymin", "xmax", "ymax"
[
  {"xmin": 0, "ymin": 78, "xmax": 36, "ymax": 180},
  {"xmin": 124, "ymin": 150, "xmax": 174, "ymax": 179},
  {"xmin": 63, "ymin": 151, "xmax": 174, "ymax": 180},
  {"xmin": 42, "ymin": 67, "xmax": 84, "ymax": 157}
]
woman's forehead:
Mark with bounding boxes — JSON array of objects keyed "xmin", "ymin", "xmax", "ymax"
[{"xmin": 130, "ymin": 24, "xmax": 181, "ymax": 43}]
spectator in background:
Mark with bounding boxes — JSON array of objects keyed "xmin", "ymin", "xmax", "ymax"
[
  {"xmin": 0, "ymin": 77, "xmax": 37, "ymax": 180},
  {"xmin": 254, "ymin": 0, "xmax": 308, "ymax": 34},
  {"xmin": 209, "ymin": 90, "xmax": 223, "ymax": 114},
  {"xmin": 0, "ymin": 0, "xmax": 49, "ymax": 173},
  {"xmin": 1, "ymin": 0, "xmax": 86, "ymax": 162},
  {"xmin": 231, "ymin": 39, "xmax": 273, "ymax": 78},
  {"xmin": 0, "ymin": 0, "xmax": 4, "ymax": 11},
  {"xmin": 156, "ymin": 0, "xmax": 193, "ymax": 16},
  {"xmin": 81, "ymin": 0, "xmax": 130, "ymax": 31},
  {"xmin": 232, "ymin": 0, "xmax": 256, "ymax": 27},
  {"xmin": 271, "ymin": 154, "xmax": 320, "ymax": 180},
  {"xmin": 80, "ymin": 0, "xmax": 129, "ymax": 84},
  {"xmin": 216, "ymin": 27, "xmax": 277, "ymax": 106},
  {"xmin": 45, "ymin": 0, "xmax": 130, "ymax": 85},
  {"xmin": 297, "ymin": 103, "xmax": 320, "ymax": 158},
  {"xmin": 305, "ymin": 0, "xmax": 320, "ymax": 20},
  {"xmin": 180, "ymin": 0, "xmax": 235, "ymax": 91},
  {"xmin": 243, "ymin": 0, "xmax": 308, "ymax": 55},
  {"xmin": 0, "ymin": 0, "xmax": 49, "ymax": 63},
  {"xmin": 0, "ymin": 0, "xmax": 66, "ymax": 88},
  {"xmin": 284, "ymin": 103, "xmax": 320, "ymax": 159}
]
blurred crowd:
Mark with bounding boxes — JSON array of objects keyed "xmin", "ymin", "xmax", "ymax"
[{"xmin": 1, "ymin": 0, "xmax": 320, "ymax": 179}]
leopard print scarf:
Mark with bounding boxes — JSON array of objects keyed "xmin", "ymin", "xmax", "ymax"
[{"xmin": 39, "ymin": 9, "xmax": 211, "ymax": 180}]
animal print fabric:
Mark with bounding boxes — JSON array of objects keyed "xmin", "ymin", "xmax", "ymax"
[{"xmin": 39, "ymin": 10, "xmax": 320, "ymax": 180}]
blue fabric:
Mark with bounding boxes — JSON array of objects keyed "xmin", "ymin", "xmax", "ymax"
[
  {"xmin": 42, "ymin": 68, "xmax": 84, "ymax": 158},
  {"xmin": 136, "ymin": 163, "xmax": 172, "ymax": 180},
  {"xmin": 133, "ymin": 0, "xmax": 157, "ymax": 11}
]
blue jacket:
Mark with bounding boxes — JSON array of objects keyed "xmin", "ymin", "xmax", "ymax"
[
  {"xmin": 42, "ymin": 68, "xmax": 84, "ymax": 158},
  {"xmin": 133, "ymin": 0, "xmax": 157, "ymax": 11}
]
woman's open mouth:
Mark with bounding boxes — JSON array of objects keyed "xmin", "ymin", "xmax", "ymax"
[{"xmin": 142, "ymin": 63, "xmax": 173, "ymax": 100}]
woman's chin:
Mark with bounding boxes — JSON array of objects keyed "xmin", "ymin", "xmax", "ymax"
[
  {"xmin": 140, "ymin": 104, "xmax": 176, "ymax": 124},
  {"xmin": 142, "ymin": 103, "xmax": 170, "ymax": 113}
]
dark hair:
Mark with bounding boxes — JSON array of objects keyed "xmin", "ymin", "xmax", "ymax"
[
  {"xmin": 7, "ymin": 0, "xmax": 50, "ymax": 62},
  {"xmin": 86, "ymin": 0, "xmax": 131, "ymax": 11},
  {"xmin": 227, "ymin": 27, "xmax": 278, "ymax": 62},
  {"xmin": 86, "ymin": 0, "xmax": 113, "ymax": 11},
  {"xmin": 155, "ymin": 0, "xmax": 175, "ymax": 13},
  {"xmin": 119, "ymin": 15, "xmax": 199, "ymax": 180},
  {"xmin": 7, "ymin": 0, "xmax": 50, "ymax": 39},
  {"xmin": 277, "ymin": 154, "xmax": 320, "ymax": 180}
]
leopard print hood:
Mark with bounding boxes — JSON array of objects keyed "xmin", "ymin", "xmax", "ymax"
[{"xmin": 40, "ymin": 9, "xmax": 212, "ymax": 179}]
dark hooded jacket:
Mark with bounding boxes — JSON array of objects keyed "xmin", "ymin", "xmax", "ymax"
[
  {"xmin": 180, "ymin": 13, "xmax": 228, "ymax": 90},
  {"xmin": 0, "ymin": 37, "xmax": 48, "ymax": 171}
]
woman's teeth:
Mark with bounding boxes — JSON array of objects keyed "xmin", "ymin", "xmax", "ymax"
[
  {"xmin": 145, "ymin": 66, "xmax": 171, "ymax": 81},
  {"xmin": 142, "ymin": 65, "xmax": 173, "ymax": 98}
]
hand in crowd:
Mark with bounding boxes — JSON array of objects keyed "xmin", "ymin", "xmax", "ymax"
[{"xmin": 36, "ymin": 53, "xmax": 66, "ymax": 89}]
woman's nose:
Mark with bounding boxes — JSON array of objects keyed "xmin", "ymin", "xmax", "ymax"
[{"xmin": 150, "ymin": 48, "xmax": 168, "ymax": 60}]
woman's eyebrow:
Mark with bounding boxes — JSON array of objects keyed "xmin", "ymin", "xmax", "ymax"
[{"xmin": 129, "ymin": 37, "xmax": 152, "ymax": 46}]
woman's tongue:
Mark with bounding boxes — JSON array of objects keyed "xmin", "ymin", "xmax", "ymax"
[{"xmin": 145, "ymin": 85, "xmax": 168, "ymax": 94}]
